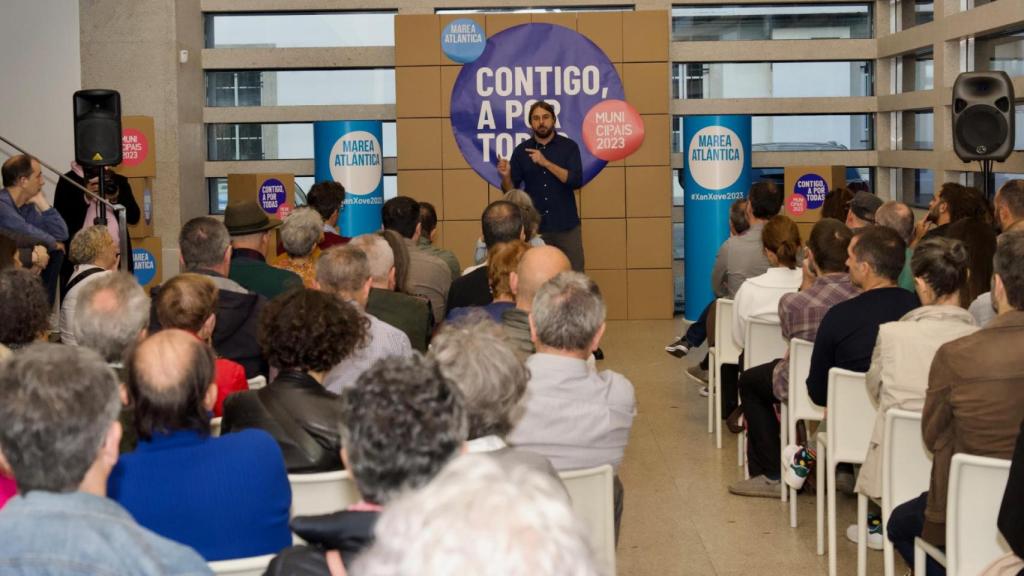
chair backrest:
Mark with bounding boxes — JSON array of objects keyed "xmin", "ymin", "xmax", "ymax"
[
  {"xmin": 787, "ymin": 338, "xmax": 824, "ymax": 422},
  {"xmin": 247, "ymin": 375, "xmax": 267, "ymax": 390},
  {"xmin": 946, "ymin": 453, "xmax": 1012, "ymax": 576},
  {"xmin": 210, "ymin": 417, "xmax": 222, "ymax": 438},
  {"xmin": 882, "ymin": 409, "xmax": 931, "ymax": 519},
  {"xmin": 288, "ymin": 470, "xmax": 361, "ymax": 518},
  {"xmin": 208, "ymin": 553, "xmax": 275, "ymax": 576},
  {"xmin": 744, "ymin": 318, "xmax": 787, "ymax": 370},
  {"xmin": 825, "ymin": 368, "xmax": 876, "ymax": 464},
  {"xmin": 559, "ymin": 465, "xmax": 616, "ymax": 575},
  {"xmin": 714, "ymin": 299, "xmax": 741, "ymax": 365}
]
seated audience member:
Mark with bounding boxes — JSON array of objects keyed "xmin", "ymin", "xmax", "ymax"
[
  {"xmin": 172, "ymin": 216, "xmax": 267, "ymax": 378},
  {"xmin": 267, "ymin": 354, "xmax": 468, "ymax": 574},
  {"xmin": 0, "ymin": 344, "xmax": 209, "ymax": 573},
  {"xmin": 318, "ymin": 245, "xmax": 412, "ymax": 393},
  {"xmin": 508, "ymin": 271, "xmax": 635, "ymax": 537},
  {"xmin": 850, "ymin": 238, "xmax": 978, "ymax": 549},
  {"xmin": 0, "ymin": 268, "xmax": 50, "ymax": 350},
  {"xmin": 731, "ymin": 214, "xmax": 803, "ymax": 348},
  {"xmin": 305, "ymin": 180, "xmax": 351, "ymax": 250},
  {"xmin": 821, "ymin": 186, "xmax": 853, "ymax": 222},
  {"xmin": 377, "ymin": 229, "xmax": 411, "ymax": 294},
  {"xmin": 0, "ymin": 154, "xmax": 69, "ymax": 305},
  {"xmin": 805, "ymin": 225, "xmax": 920, "ymax": 407},
  {"xmin": 729, "ymin": 218, "xmax": 859, "ymax": 497},
  {"xmin": 109, "ymin": 330, "xmax": 291, "ymax": 561},
  {"xmin": 381, "ymin": 196, "xmax": 451, "ymax": 321},
  {"xmin": 73, "ymin": 272, "xmax": 151, "ymax": 452},
  {"xmin": 501, "ymin": 245, "xmax": 571, "ymax": 359},
  {"xmin": 351, "ymin": 233, "xmax": 431, "ymax": 352},
  {"xmin": 0, "ymin": 231, "xmax": 51, "ymax": 275},
  {"xmin": 222, "ymin": 288, "xmax": 366, "ymax": 472},
  {"xmin": 888, "ymin": 230, "xmax": 1024, "ymax": 574},
  {"xmin": 350, "ymin": 455, "xmax": 598, "ymax": 576},
  {"xmin": 225, "ymin": 201, "xmax": 302, "ymax": 299},
  {"xmin": 417, "ymin": 201, "xmax": 460, "ymax": 281},
  {"xmin": 914, "ymin": 182, "xmax": 975, "ymax": 244},
  {"xmin": 875, "ymin": 200, "xmax": 916, "ymax": 292},
  {"xmin": 992, "ymin": 419, "xmax": 1024, "ymax": 573},
  {"xmin": 946, "ymin": 216, "xmax": 996, "ymax": 308},
  {"xmin": 60, "ymin": 225, "xmax": 118, "ymax": 345},
  {"xmin": 431, "ymin": 318, "xmax": 558, "ymax": 479},
  {"xmin": 447, "ymin": 240, "xmax": 530, "ymax": 324},
  {"xmin": 970, "ymin": 180, "xmax": 1024, "ymax": 326},
  {"xmin": 153, "ymin": 273, "xmax": 249, "ymax": 416},
  {"xmin": 275, "ymin": 207, "xmax": 324, "ymax": 287},
  {"xmin": 472, "ymin": 189, "xmax": 545, "ymax": 265},
  {"xmin": 448, "ymin": 200, "xmax": 525, "ymax": 311},
  {"xmin": 845, "ymin": 190, "xmax": 882, "ymax": 229}
]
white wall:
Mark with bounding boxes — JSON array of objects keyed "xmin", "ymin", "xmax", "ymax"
[{"xmin": 0, "ymin": 0, "xmax": 80, "ymax": 198}]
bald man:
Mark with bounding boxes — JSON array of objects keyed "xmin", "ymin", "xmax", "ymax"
[
  {"xmin": 108, "ymin": 329, "xmax": 292, "ymax": 561},
  {"xmin": 875, "ymin": 200, "xmax": 916, "ymax": 292},
  {"xmin": 501, "ymin": 245, "xmax": 571, "ymax": 358}
]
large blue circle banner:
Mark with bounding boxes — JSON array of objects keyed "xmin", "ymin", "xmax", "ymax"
[{"xmin": 450, "ymin": 23, "xmax": 625, "ymax": 189}]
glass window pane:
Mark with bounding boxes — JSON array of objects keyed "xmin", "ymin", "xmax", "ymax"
[
  {"xmin": 671, "ymin": 4, "xmax": 872, "ymax": 42},
  {"xmin": 205, "ymin": 70, "xmax": 395, "ymax": 107},
  {"xmin": 672, "ymin": 61, "xmax": 873, "ymax": 99},
  {"xmin": 207, "ymin": 122, "xmax": 396, "ymax": 161},
  {"xmin": 674, "ymin": 115, "xmax": 874, "ymax": 152},
  {"xmin": 898, "ymin": 110, "xmax": 933, "ymax": 150},
  {"xmin": 436, "ymin": 6, "xmax": 632, "ymax": 13},
  {"xmin": 895, "ymin": 49, "xmax": 933, "ymax": 93},
  {"xmin": 974, "ymin": 27, "xmax": 1024, "ymax": 77},
  {"xmin": 205, "ymin": 12, "xmax": 395, "ymax": 48},
  {"xmin": 894, "ymin": 168, "xmax": 934, "ymax": 207}
]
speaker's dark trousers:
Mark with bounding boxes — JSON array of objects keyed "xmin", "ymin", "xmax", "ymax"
[{"xmin": 542, "ymin": 225, "xmax": 585, "ymax": 272}]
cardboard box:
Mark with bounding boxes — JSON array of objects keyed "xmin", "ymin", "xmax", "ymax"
[
  {"xmin": 227, "ymin": 173, "xmax": 296, "ymax": 217},
  {"xmin": 397, "ymin": 66, "xmax": 442, "ymax": 118},
  {"xmin": 625, "ymin": 115, "xmax": 670, "ymax": 167},
  {"xmin": 582, "ymin": 218, "xmax": 626, "ymax": 270},
  {"xmin": 440, "ymin": 65, "xmax": 460, "ymax": 119},
  {"xmin": 623, "ymin": 62, "xmax": 670, "ymax": 115},
  {"xmin": 443, "ymin": 169, "xmax": 488, "ymax": 221},
  {"xmin": 126, "ymin": 177, "xmax": 153, "ymax": 239},
  {"xmin": 395, "ymin": 15, "xmax": 440, "ymax": 67},
  {"xmin": 398, "ymin": 170, "xmax": 444, "ymax": 219},
  {"xmin": 531, "ymin": 12, "xmax": 577, "ymax": 30},
  {"xmin": 627, "ymin": 268, "xmax": 673, "ymax": 319},
  {"xmin": 627, "ymin": 217, "xmax": 672, "ymax": 269},
  {"xmin": 442, "ymin": 220, "xmax": 481, "ymax": 272},
  {"xmin": 623, "ymin": 11, "xmax": 669, "ymax": 63},
  {"xmin": 586, "ymin": 268, "xmax": 627, "ymax": 320},
  {"xmin": 625, "ymin": 166, "xmax": 671, "ymax": 217},
  {"xmin": 485, "ymin": 13, "xmax": 531, "ymax": 36},
  {"xmin": 579, "ymin": 12, "xmax": 622, "ymax": 62},
  {"xmin": 132, "ymin": 236, "xmax": 162, "ymax": 292},
  {"xmin": 113, "ymin": 115, "xmax": 156, "ymax": 178},
  {"xmin": 580, "ymin": 167, "xmax": 625, "ymax": 219},
  {"xmin": 783, "ymin": 166, "xmax": 848, "ymax": 223},
  {"xmin": 441, "ymin": 121, "xmax": 471, "ymax": 170},
  {"xmin": 397, "ymin": 118, "xmax": 443, "ymax": 170}
]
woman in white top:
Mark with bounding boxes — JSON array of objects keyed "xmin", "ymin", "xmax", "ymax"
[
  {"xmin": 731, "ymin": 215, "xmax": 804, "ymax": 348},
  {"xmin": 60, "ymin": 225, "xmax": 118, "ymax": 345}
]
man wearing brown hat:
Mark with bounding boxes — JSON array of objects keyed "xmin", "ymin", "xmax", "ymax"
[
  {"xmin": 846, "ymin": 190, "xmax": 883, "ymax": 229},
  {"xmin": 225, "ymin": 201, "xmax": 303, "ymax": 300}
]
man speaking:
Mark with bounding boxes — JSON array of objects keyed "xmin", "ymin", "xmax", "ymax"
[{"xmin": 498, "ymin": 101, "xmax": 584, "ymax": 272}]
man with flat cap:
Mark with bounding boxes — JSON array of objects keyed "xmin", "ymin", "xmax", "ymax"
[
  {"xmin": 226, "ymin": 201, "xmax": 303, "ymax": 300},
  {"xmin": 846, "ymin": 190, "xmax": 883, "ymax": 229}
]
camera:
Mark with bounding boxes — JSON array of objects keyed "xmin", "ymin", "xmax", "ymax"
[{"xmin": 82, "ymin": 165, "xmax": 119, "ymax": 200}]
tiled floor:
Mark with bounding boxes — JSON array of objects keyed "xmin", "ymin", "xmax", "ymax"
[{"xmin": 601, "ymin": 319, "xmax": 897, "ymax": 576}]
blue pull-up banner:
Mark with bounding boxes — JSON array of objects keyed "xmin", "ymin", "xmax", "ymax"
[{"xmin": 313, "ymin": 120, "xmax": 384, "ymax": 237}]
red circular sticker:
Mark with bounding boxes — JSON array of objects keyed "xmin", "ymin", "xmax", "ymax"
[
  {"xmin": 787, "ymin": 194, "xmax": 807, "ymax": 216},
  {"xmin": 581, "ymin": 100, "xmax": 645, "ymax": 162},
  {"xmin": 277, "ymin": 202, "xmax": 294, "ymax": 220},
  {"xmin": 121, "ymin": 128, "xmax": 149, "ymax": 167}
]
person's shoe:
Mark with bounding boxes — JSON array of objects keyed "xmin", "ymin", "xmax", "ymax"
[
  {"xmin": 726, "ymin": 406, "xmax": 744, "ymax": 434},
  {"xmin": 845, "ymin": 514, "xmax": 884, "ymax": 550},
  {"xmin": 665, "ymin": 336, "xmax": 689, "ymax": 358},
  {"xmin": 782, "ymin": 444, "xmax": 816, "ymax": 490},
  {"xmin": 686, "ymin": 364, "xmax": 709, "ymax": 383},
  {"xmin": 698, "ymin": 385, "xmax": 709, "ymax": 397},
  {"xmin": 728, "ymin": 475, "xmax": 781, "ymax": 498}
]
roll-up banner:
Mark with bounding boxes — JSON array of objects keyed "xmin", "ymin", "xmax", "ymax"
[
  {"xmin": 313, "ymin": 120, "xmax": 384, "ymax": 237},
  {"xmin": 683, "ymin": 115, "xmax": 751, "ymax": 320}
]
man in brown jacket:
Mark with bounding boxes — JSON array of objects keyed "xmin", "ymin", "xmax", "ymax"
[{"xmin": 887, "ymin": 230, "xmax": 1024, "ymax": 574}]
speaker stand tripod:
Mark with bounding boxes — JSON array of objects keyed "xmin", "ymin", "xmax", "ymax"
[{"xmin": 980, "ymin": 159, "xmax": 994, "ymax": 201}]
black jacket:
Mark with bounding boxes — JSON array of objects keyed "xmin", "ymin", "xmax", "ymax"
[
  {"xmin": 265, "ymin": 510, "xmax": 379, "ymax": 575},
  {"xmin": 221, "ymin": 371, "xmax": 344, "ymax": 473},
  {"xmin": 446, "ymin": 265, "xmax": 492, "ymax": 311},
  {"xmin": 998, "ymin": 418, "xmax": 1024, "ymax": 558}
]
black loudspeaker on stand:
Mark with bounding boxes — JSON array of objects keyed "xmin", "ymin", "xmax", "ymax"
[
  {"xmin": 73, "ymin": 89, "xmax": 122, "ymax": 225},
  {"xmin": 952, "ymin": 71, "xmax": 1015, "ymax": 199}
]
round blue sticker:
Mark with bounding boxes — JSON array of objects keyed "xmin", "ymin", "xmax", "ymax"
[
  {"xmin": 450, "ymin": 23, "xmax": 625, "ymax": 189},
  {"xmin": 794, "ymin": 173, "xmax": 829, "ymax": 210},
  {"xmin": 258, "ymin": 178, "xmax": 286, "ymax": 214},
  {"xmin": 132, "ymin": 248, "xmax": 156, "ymax": 286},
  {"xmin": 442, "ymin": 18, "xmax": 486, "ymax": 64}
]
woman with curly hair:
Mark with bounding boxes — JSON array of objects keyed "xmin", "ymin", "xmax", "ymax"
[
  {"xmin": 222, "ymin": 287, "xmax": 368, "ymax": 472},
  {"xmin": 0, "ymin": 268, "xmax": 50, "ymax": 350}
]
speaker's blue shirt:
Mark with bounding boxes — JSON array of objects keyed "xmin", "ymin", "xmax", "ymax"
[{"xmin": 509, "ymin": 134, "xmax": 583, "ymax": 234}]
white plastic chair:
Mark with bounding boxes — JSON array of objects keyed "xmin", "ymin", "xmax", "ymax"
[
  {"xmin": 208, "ymin": 553, "xmax": 275, "ymax": 575},
  {"xmin": 560, "ymin": 465, "xmax": 616, "ymax": 576},
  {"xmin": 738, "ymin": 319, "xmax": 787, "ymax": 474},
  {"xmin": 816, "ymin": 368, "xmax": 876, "ymax": 576},
  {"xmin": 288, "ymin": 470, "xmax": 361, "ymax": 518},
  {"xmin": 711, "ymin": 299, "xmax": 740, "ymax": 449},
  {"xmin": 780, "ymin": 338, "xmax": 822, "ymax": 527},
  {"xmin": 210, "ymin": 416, "xmax": 222, "ymax": 438},
  {"xmin": 247, "ymin": 375, "xmax": 267, "ymax": 390},
  {"xmin": 914, "ymin": 453, "xmax": 1012, "ymax": 576}
]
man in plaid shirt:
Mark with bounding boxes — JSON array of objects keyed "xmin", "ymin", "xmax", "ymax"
[{"xmin": 730, "ymin": 218, "xmax": 859, "ymax": 498}]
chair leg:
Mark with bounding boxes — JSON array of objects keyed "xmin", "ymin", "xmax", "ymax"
[
  {"xmin": 780, "ymin": 408, "xmax": 788, "ymax": 502},
  {"xmin": 883, "ymin": 535, "xmax": 895, "ymax": 576},
  {"xmin": 816, "ymin": 436, "xmax": 825, "ymax": 556},
  {"xmin": 828, "ymin": 459, "xmax": 838, "ymax": 576},
  {"xmin": 714, "ymin": 360, "xmax": 722, "ymax": 450},
  {"xmin": 707, "ymin": 350, "xmax": 715, "ymax": 435},
  {"xmin": 857, "ymin": 494, "xmax": 867, "ymax": 576},
  {"xmin": 913, "ymin": 539, "xmax": 926, "ymax": 576}
]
